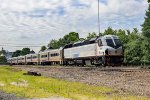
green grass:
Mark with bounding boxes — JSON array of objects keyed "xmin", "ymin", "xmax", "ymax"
[{"xmin": 0, "ymin": 66, "xmax": 149, "ymax": 100}]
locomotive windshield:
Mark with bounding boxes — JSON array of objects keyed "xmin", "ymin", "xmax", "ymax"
[
  {"xmin": 114, "ymin": 39, "xmax": 122, "ymax": 48},
  {"xmin": 106, "ymin": 37, "xmax": 122, "ymax": 48},
  {"xmin": 106, "ymin": 39, "xmax": 115, "ymax": 48}
]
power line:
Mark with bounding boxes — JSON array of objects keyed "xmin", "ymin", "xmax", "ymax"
[
  {"xmin": 0, "ymin": 43, "xmax": 47, "ymax": 46},
  {"xmin": 0, "ymin": 42, "xmax": 48, "ymax": 48},
  {"xmin": 0, "ymin": 45, "xmax": 42, "ymax": 48}
]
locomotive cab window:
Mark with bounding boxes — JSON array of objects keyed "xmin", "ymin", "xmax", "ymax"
[
  {"xmin": 98, "ymin": 39, "xmax": 103, "ymax": 46},
  {"xmin": 106, "ymin": 38, "xmax": 115, "ymax": 48},
  {"xmin": 114, "ymin": 39, "xmax": 122, "ymax": 48}
]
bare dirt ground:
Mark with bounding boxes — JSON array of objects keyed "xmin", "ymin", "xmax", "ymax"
[{"xmin": 12, "ymin": 66, "xmax": 150, "ymax": 98}]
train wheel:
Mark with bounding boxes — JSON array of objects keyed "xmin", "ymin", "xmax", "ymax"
[{"xmin": 102, "ymin": 57, "xmax": 106, "ymax": 67}]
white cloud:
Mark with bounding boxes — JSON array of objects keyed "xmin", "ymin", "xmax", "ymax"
[{"xmin": 0, "ymin": 0, "xmax": 148, "ymax": 52}]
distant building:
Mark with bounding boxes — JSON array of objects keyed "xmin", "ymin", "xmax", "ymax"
[{"xmin": 5, "ymin": 51, "xmax": 13, "ymax": 59}]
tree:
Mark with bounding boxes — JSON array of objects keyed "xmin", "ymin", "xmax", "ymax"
[
  {"xmin": 21, "ymin": 48, "xmax": 30, "ymax": 56},
  {"xmin": 63, "ymin": 32, "xmax": 79, "ymax": 44},
  {"xmin": 12, "ymin": 50, "xmax": 21, "ymax": 57},
  {"xmin": 48, "ymin": 39, "xmax": 59, "ymax": 49},
  {"xmin": 140, "ymin": 37, "xmax": 150, "ymax": 65},
  {"xmin": 125, "ymin": 37, "xmax": 142, "ymax": 65},
  {"xmin": 0, "ymin": 47, "xmax": 6, "ymax": 55},
  {"xmin": 48, "ymin": 32, "xmax": 80, "ymax": 49},
  {"xmin": 40, "ymin": 46, "xmax": 47, "ymax": 52},
  {"xmin": 86, "ymin": 32, "xmax": 97, "ymax": 40},
  {"xmin": 142, "ymin": 0, "xmax": 150, "ymax": 38},
  {"xmin": 103, "ymin": 27, "xmax": 116, "ymax": 35},
  {"xmin": 0, "ymin": 56, "xmax": 7, "ymax": 64},
  {"xmin": 132, "ymin": 28, "xmax": 139, "ymax": 34}
]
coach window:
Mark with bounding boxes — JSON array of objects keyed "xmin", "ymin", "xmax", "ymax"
[
  {"xmin": 27, "ymin": 57, "xmax": 31, "ymax": 59},
  {"xmin": 56, "ymin": 53, "xmax": 59, "ymax": 56},
  {"xmin": 41, "ymin": 55, "xmax": 47, "ymax": 58},
  {"xmin": 32, "ymin": 56, "xmax": 37, "ymax": 59}
]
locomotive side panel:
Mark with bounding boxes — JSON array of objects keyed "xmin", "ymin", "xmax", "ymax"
[{"xmin": 64, "ymin": 43, "xmax": 98, "ymax": 59}]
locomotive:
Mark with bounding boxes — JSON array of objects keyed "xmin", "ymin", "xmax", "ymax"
[{"xmin": 8, "ymin": 35, "xmax": 124, "ymax": 67}]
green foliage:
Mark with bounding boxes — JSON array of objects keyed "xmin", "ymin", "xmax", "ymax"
[
  {"xmin": 125, "ymin": 36, "xmax": 143, "ymax": 65},
  {"xmin": 0, "ymin": 56, "xmax": 7, "ymax": 64},
  {"xmin": 20, "ymin": 48, "xmax": 30, "ymax": 56},
  {"xmin": 40, "ymin": 46, "xmax": 47, "ymax": 52},
  {"xmin": 103, "ymin": 27, "xmax": 117, "ymax": 35},
  {"xmin": 12, "ymin": 48, "xmax": 32, "ymax": 57},
  {"xmin": 48, "ymin": 39, "xmax": 60, "ymax": 49},
  {"xmin": 142, "ymin": 1, "xmax": 150, "ymax": 38},
  {"xmin": 86, "ymin": 32, "xmax": 97, "ymax": 40},
  {"xmin": 0, "ymin": 48, "xmax": 6, "ymax": 56},
  {"xmin": 12, "ymin": 50, "xmax": 21, "ymax": 57},
  {"xmin": 48, "ymin": 32, "xmax": 79, "ymax": 49}
]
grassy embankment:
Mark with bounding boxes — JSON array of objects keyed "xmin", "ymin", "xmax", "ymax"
[{"xmin": 0, "ymin": 66, "xmax": 148, "ymax": 100}]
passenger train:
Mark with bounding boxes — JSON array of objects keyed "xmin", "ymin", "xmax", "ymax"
[{"xmin": 8, "ymin": 35, "xmax": 124, "ymax": 67}]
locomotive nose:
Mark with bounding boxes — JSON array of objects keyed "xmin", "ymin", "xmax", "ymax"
[{"xmin": 107, "ymin": 48, "xmax": 122, "ymax": 55}]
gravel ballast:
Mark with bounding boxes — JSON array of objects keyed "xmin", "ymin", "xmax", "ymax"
[{"xmin": 0, "ymin": 90, "xmax": 22, "ymax": 100}]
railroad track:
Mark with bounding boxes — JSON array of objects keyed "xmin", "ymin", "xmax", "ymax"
[{"xmin": 12, "ymin": 65, "xmax": 150, "ymax": 72}]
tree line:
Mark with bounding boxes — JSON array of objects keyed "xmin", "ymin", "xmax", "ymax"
[{"xmin": 12, "ymin": 48, "xmax": 35, "ymax": 57}]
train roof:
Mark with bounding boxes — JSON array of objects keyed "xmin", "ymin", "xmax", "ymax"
[
  {"xmin": 102, "ymin": 35, "xmax": 119, "ymax": 39},
  {"xmin": 63, "ymin": 36, "xmax": 100, "ymax": 49},
  {"xmin": 26, "ymin": 53, "xmax": 36, "ymax": 56},
  {"xmin": 89, "ymin": 37, "xmax": 99, "ymax": 41},
  {"xmin": 39, "ymin": 48, "xmax": 60, "ymax": 54},
  {"xmin": 18, "ymin": 56, "xmax": 25, "ymax": 58}
]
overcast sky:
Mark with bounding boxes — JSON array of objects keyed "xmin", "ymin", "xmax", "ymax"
[{"xmin": 0, "ymin": 0, "xmax": 148, "ymax": 52}]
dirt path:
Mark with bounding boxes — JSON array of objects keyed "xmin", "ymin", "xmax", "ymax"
[{"xmin": 14, "ymin": 66, "xmax": 150, "ymax": 98}]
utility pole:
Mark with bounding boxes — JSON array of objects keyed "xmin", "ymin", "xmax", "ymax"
[{"xmin": 98, "ymin": 0, "xmax": 101, "ymax": 35}]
